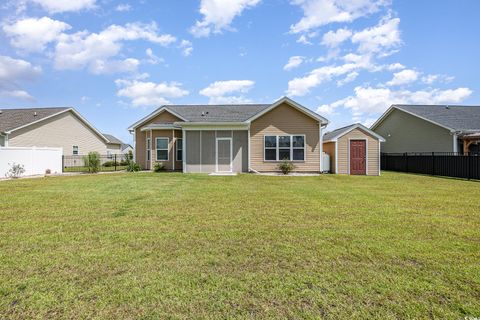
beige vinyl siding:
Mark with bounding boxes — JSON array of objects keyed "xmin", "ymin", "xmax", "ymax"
[
  {"xmin": 336, "ymin": 128, "xmax": 380, "ymax": 175},
  {"xmin": 8, "ymin": 111, "xmax": 109, "ymax": 155},
  {"xmin": 323, "ymin": 142, "xmax": 336, "ymax": 173},
  {"xmin": 134, "ymin": 110, "xmax": 184, "ymax": 170},
  {"xmin": 107, "ymin": 143, "xmax": 122, "ymax": 155},
  {"xmin": 250, "ymin": 102, "xmax": 320, "ymax": 172},
  {"xmin": 150, "ymin": 129, "xmax": 183, "ymax": 171}
]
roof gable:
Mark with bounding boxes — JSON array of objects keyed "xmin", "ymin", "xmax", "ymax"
[
  {"xmin": 0, "ymin": 107, "xmax": 69, "ymax": 133},
  {"xmin": 372, "ymin": 104, "xmax": 480, "ymax": 132},
  {"xmin": 324, "ymin": 123, "xmax": 385, "ymax": 142}
]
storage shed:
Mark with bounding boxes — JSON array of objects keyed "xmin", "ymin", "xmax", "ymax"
[{"xmin": 323, "ymin": 123, "xmax": 385, "ymax": 175}]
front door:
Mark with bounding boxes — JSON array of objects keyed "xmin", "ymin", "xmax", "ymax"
[
  {"xmin": 350, "ymin": 140, "xmax": 366, "ymax": 175},
  {"xmin": 216, "ymin": 138, "xmax": 232, "ymax": 172}
]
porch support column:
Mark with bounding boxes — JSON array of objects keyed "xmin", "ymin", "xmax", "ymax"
[
  {"xmin": 150, "ymin": 129, "xmax": 153, "ymax": 170},
  {"xmin": 172, "ymin": 129, "xmax": 175, "ymax": 171},
  {"xmin": 182, "ymin": 128, "xmax": 186, "ymax": 173}
]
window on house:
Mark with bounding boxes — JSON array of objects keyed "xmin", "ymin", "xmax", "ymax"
[
  {"xmin": 156, "ymin": 137, "xmax": 169, "ymax": 161},
  {"xmin": 73, "ymin": 145, "xmax": 79, "ymax": 155},
  {"xmin": 107, "ymin": 150, "xmax": 112, "ymax": 159},
  {"xmin": 264, "ymin": 135, "xmax": 305, "ymax": 161},
  {"xmin": 176, "ymin": 138, "xmax": 183, "ymax": 161},
  {"xmin": 146, "ymin": 138, "xmax": 151, "ymax": 161},
  {"xmin": 0, "ymin": 135, "xmax": 5, "ymax": 147}
]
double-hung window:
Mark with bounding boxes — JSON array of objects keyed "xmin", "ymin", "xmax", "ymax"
[
  {"xmin": 146, "ymin": 138, "xmax": 151, "ymax": 161},
  {"xmin": 176, "ymin": 138, "xmax": 183, "ymax": 161},
  {"xmin": 156, "ymin": 137, "xmax": 169, "ymax": 161},
  {"xmin": 264, "ymin": 135, "xmax": 305, "ymax": 161},
  {"xmin": 72, "ymin": 145, "xmax": 79, "ymax": 155}
]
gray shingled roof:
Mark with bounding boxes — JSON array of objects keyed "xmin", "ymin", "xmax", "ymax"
[
  {"xmin": 103, "ymin": 133, "xmax": 123, "ymax": 145},
  {"xmin": 0, "ymin": 107, "xmax": 69, "ymax": 133},
  {"xmin": 166, "ymin": 104, "xmax": 271, "ymax": 122},
  {"xmin": 394, "ymin": 105, "xmax": 480, "ymax": 132},
  {"xmin": 323, "ymin": 123, "xmax": 357, "ymax": 141}
]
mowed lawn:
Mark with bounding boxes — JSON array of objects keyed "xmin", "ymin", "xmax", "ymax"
[{"xmin": 0, "ymin": 172, "xmax": 479, "ymax": 319}]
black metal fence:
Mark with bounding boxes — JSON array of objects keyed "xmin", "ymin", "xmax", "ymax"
[
  {"xmin": 381, "ymin": 152, "xmax": 480, "ymax": 180},
  {"xmin": 62, "ymin": 154, "xmax": 129, "ymax": 172}
]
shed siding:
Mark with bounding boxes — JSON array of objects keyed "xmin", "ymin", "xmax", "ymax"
[
  {"xmin": 250, "ymin": 102, "xmax": 320, "ymax": 172},
  {"xmin": 374, "ymin": 108, "xmax": 453, "ymax": 153},
  {"xmin": 8, "ymin": 111, "xmax": 109, "ymax": 155},
  {"xmin": 336, "ymin": 128, "xmax": 380, "ymax": 175}
]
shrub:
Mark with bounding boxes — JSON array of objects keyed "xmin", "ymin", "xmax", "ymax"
[
  {"xmin": 5, "ymin": 162, "xmax": 25, "ymax": 179},
  {"xmin": 45, "ymin": 169, "xmax": 51, "ymax": 175},
  {"xmin": 102, "ymin": 161, "xmax": 119, "ymax": 167},
  {"xmin": 278, "ymin": 160, "xmax": 295, "ymax": 175},
  {"xmin": 83, "ymin": 152, "xmax": 101, "ymax": 173},
  {"xmin": 126, "ymin": 161, "xmax": 141, "ymax": 172},
  {"xmin": 153, "ymin": 162, "xmax": 165, "ymax": 172}
]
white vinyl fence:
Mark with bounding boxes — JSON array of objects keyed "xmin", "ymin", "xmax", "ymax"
[{"xmin": 0, "ymin": 147, "xmax": 62, "ymax": 178}]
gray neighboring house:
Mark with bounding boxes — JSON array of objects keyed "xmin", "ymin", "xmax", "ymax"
[
  {"xmin": 0, "ymin": 107, "xmax": 122, "ymax": 155},
  {"xmin": 371, "ymin": 104, "xmax": 480, "ymax": 154}
]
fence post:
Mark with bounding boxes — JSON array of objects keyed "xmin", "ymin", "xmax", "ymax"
[
  {"xmin": 432, "ymin": 152, "xmax": 435, "ymax": 176},
  {"xmin": 467, "ymin": 152, "xmax": 471, "ymax": 180},
  {"xmin": 62, "ymin": 155, "xmax": 64, "ymax": 173},
  {"xmin": 404, "ymin": 152, "xmax": 408, "ymax": 172},
  {"xmin": 114, "ymin": 154, "xmax": 117, "ymax": 171}
]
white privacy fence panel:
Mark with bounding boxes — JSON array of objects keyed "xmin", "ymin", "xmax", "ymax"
[{"xmin": 0, "ymin": 147, "xmax": 62, "ymax": 177}]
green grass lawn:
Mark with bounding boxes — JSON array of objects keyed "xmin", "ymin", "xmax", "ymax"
[{"xmin": 0, "ymin": 172, "xmax": 479, "ymax": 319}]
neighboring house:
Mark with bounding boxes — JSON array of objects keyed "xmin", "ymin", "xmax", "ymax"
[
  {"xmin": 102, "ymin": 133, "xmax": 124, "ymax": 156},
  {"xmin": 372, "ymin": 104, "xmax": 480, "ymax": 154},
  {"xmin": 121, "ymin": 143, "xmax": 133, "ymax": 154},
  {"xmin": 128, "ymin": 97, "xmax": 329, "ymax": 174},
  {"xmin": 0, "ymin": 107, "xmax": 122, "ymax": 155},
  {"xmin": 323, "ymin": 123, "xmax": 385, "ymax": 176}
]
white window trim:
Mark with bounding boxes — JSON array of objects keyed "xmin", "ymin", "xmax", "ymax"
[
  {"xmin": 73, "ymin": 145, "xmax": 79, "ymax": 155},
  {"xmin": 155, "ymin": 137, "xmax": 169, "ymax": 161},
  {"xmin": 176, "ymin": 138, "xmax": 183, "ymax": 161},
  {"xmin": 263, "ymin": 135, "xmax": 306, "ymax": 162},
  {"xmin": 146, "ymin": 137, "xmax": 151, "ymax": 162}
]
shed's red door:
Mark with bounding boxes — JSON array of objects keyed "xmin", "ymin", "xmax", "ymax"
[{"xmin": 350, "ymin": 140, "xmax": 366, "ymax": 175}]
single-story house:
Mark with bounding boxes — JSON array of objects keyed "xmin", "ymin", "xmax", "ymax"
[
  {"xmin": 0, "ymin": 107, "xmax": 122, "ymax": 155},
  {"xmin": 371, "ymin": 104, "xmax": 480, "ymax": 154},
  {"xmin": 323, "ymin": 123, "xmax": 385, "ymax": 175},
  {"xmin": 129, "ymin": 97, "xmax": 330, "ymax": 174}
]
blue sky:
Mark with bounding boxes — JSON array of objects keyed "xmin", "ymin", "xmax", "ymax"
[{"xmin": 0, "ymin": 0, "xmax": 478, "ymax": 143}]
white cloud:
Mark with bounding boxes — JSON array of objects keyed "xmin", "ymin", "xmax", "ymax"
[
  {"xmin": 89, "ymin": 58, "xmax": 140, "ymax": 74},
  {"xmin": 321, "ymin": 28, "xmax": 352, "ymax": 47},
  {"xmin": 386, "ymin": 62, "xmax": 405, "ymax": 71},
  {"xmin": 386, "ymin": 69, "xmax": 418, "ymax": 86},
  {"xmin": 351, "ymin": 16, "xmax": 401, "ymax": 54},
  {"xmin": 179, "ymin": 40, "xmax": 193, "ymax": 57},
  {"xmin": 190, "ymin": 0, "xmax": 261, "ymax": 37},
  {"xmin": 145, "ymin": 48, "xmax": 163, "ymax": 65},
  {"xmin": 318, "ymin": 86, "xmax": 472, "ymax": 116},
  {"xmin": 115, "ymin": 4, "xmax": 131, "ymax": 12},
  {"xmin": 3, "ymin": 16, "xmax": 71, "ymax": 52},
  {"xmin": 199, "ymin": 80, "xmax": 254, "ymax": 104},
  {"xmin": 290, "ymin": 0, "xmax": 388, "ymax": 34},
  {"xmin": 297, "ymin": 35, "xmax": 311, "ymax": 45},
  {"xmin": 0, "ymin": 55, "xmax": 41, "ymax": 100},
  {"xmin": 337, "ymin": 71, "xmax": 358, "ymax": 86},
  {"xmin": 54, "ymin": 22, "xmax": 176, "ymax": 73},
  {"xmin": 115, "ymin": 79, "xmax": 189, "ymax": 107},
  {"xmin": 421, "ymin": 74, "xmax": 454, "ymax": 85},
  {"xmin": 30, "ymin": 0, "xmax": 96, "ymax": 13},
  {"xmin": 284, "ymin": 56, "xmax": 304, "ymax": 71}
]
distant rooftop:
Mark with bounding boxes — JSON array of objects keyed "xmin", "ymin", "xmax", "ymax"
[
  {"xmin": 0, "ymin": 107, "xmax": 69, "ymax": 133},
  {"xmin": 389, "ymin": 104, "xmax": 480, "ymax": 132}
]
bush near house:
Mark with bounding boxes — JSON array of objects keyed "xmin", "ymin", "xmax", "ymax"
[{"xmin": 83, "ymin": 152, "xmax": 101, "ymax": 173}]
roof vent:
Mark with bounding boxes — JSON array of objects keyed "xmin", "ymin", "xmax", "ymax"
[
  {"xmin": 33, "ymin": 111, "xmax": 37, "ymax": 117},
  {"xmin": 201, "ymin": 111, "xmax": 209, "ymax": 117},
  {"xmin": 0, "ymin": 110, "xmax": 2, "ymax": 115},
  {"xmin": 445, "ymin": 105, "xmax": 450, "ymax": 110}
]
